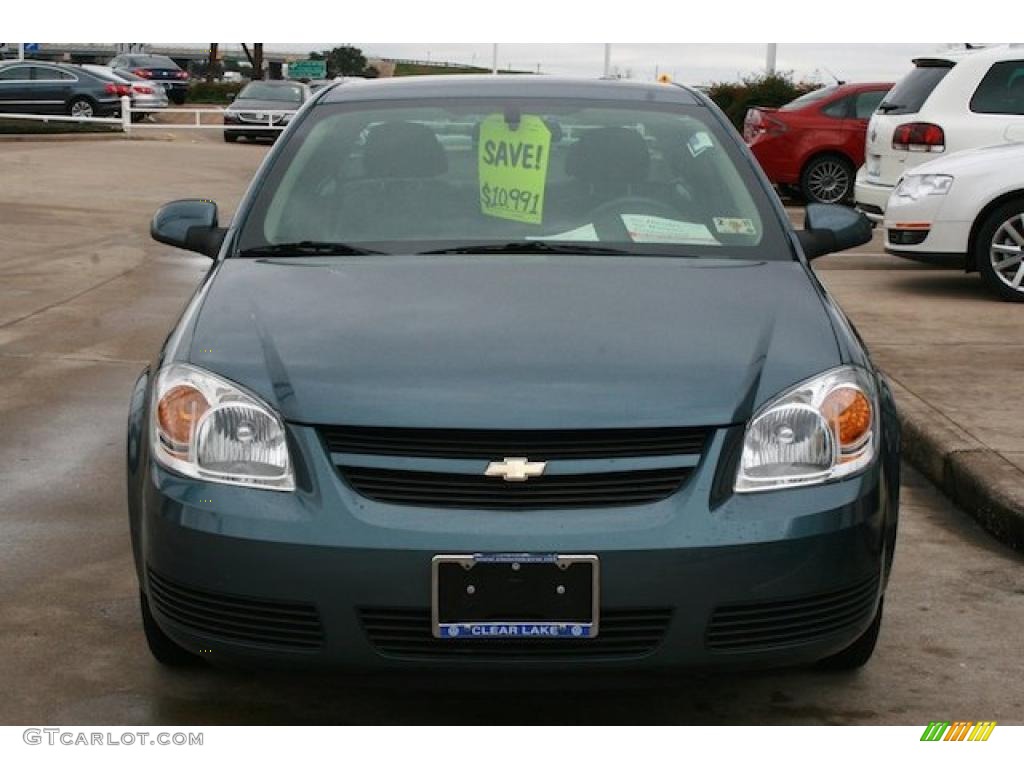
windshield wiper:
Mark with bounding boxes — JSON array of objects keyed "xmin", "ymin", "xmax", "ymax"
[
  {"xmin": 877, "ymin": 101, "xmax": 904, "ymax": 113},
  {"xmin": 237, "ymin": 241, "xmax": 385, "ymax": 257},
  {"xmin": 418, "ymin": 241, "xmax": 635, "ymax": 256}
]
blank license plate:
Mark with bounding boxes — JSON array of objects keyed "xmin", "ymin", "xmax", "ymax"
[{"xmin": 431, "ymin": 553, "xmax": 599, "ymax": 639}]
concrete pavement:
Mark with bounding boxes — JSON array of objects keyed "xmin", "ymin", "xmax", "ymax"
[
  {"xmin": 813, "ymin": 250, "xmax": 1024, "ymax": 549},
  {"xmin": 0, "ymin": 137, "xmax": 1022, "ymax": 724}
]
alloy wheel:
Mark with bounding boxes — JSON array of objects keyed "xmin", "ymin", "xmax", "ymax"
[
  {"xmin": 989, "ymin": 214, "xmax": 1024, "ymax": 293},
  {"xmin": 70, "ymin": 100, "xmax": 94, "ymax": 118},
  {"xmin": 807, "ymin": 161, "xmax": 850, "ymax": 204}
]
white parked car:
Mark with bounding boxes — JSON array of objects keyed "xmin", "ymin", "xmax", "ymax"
[
  {"xmin": 884, "ymin": 143, "xmax": 1024, "ymax": 302},
  {"xmin": 856, "ymin": 46, "xmax": 1024, "ymax": 222}
]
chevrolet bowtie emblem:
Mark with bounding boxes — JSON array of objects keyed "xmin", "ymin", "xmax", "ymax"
[{"xmin": 485, "ymin": 457, "xmax": 547, "ymax": 482}]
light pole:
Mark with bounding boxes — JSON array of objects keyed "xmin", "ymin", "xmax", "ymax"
[
  {"xmin": 492, "ymin": 44, "xmax": 498, "ymax": 75},
  {"xmin": 766, "ymin": 43, "xmax": 777, "ymax": 75},
  {"xmin": 603, "ymin": 44, "xmax": 611, "ymax": 77}
]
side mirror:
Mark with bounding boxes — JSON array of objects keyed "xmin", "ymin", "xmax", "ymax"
[
  {"xmin": 796, "ymin": 203, "xmax": 873, "ymax": 260},
  {"xmin": 151, "ymin": 199, "xmax": 226, "ymax": 258}
]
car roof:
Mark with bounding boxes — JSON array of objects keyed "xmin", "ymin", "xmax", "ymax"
[
  {"xmin": 317, "ymin": 75, "xmax": 701, "ymax": 105},
  {"xmin": 915, "ymin": 44, "xmax": 1024, "ymax": 65}
]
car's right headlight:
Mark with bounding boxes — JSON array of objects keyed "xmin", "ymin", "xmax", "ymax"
[
  {"xmin": 150, "ymin": 363, "xmax": 294, "ymax": 491},
  {"xmin": 735, "ymin": 366, "xmax": 877, "ymax": 493},
  {"xmin": 894, "ymin": 174, "xmax": 953, "ymax": 201}
]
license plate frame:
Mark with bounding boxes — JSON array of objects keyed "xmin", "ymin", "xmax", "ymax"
[{"xmin": 431, "ymin": 553, "xmax": 600, "ymax": 640}]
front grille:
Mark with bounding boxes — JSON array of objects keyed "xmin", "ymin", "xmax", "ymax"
[
  {"xmin": 321, "ymin": 426, "xmax": 708, "ymax": 460},
  {"xmin": 359, "ymin": 607, "xmax": 672, "ymax": 659},
  {"xmin": 236, "ymin": 112, "xmax": 285, "ymax": 124},
  {"xmin": 340, "ymin": 466, "xmax": 691, "ymax": 509},
  {"xmin": 147, "ymin": 569, "xmax": 324, "ymax": 650},
  {"xmin": 706, "ymin": 575, "xmax": 879, "ymax": 653}
]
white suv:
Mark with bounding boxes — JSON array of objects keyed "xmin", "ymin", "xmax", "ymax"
[{"xmin": 855, "ymin": 46, "xmax": 1024, "ymax": 222}]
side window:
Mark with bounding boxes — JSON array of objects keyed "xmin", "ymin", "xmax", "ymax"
[
  {"xmin": 971, "ymin": 60, "xmax": 1024, "ymax": 115},
  {"xmin": 821, "ymin": 96, "xmax": 851, "ymax": 118},
  {"xmin": 855, "ymin": 90, "xmax": 887, "ymax": 119},
  {"xmin": 0, "ymin": 66, "xmax": 31, "ymax": 80},
  {"xmin": 31, "ymin": 67, "xmax": 73, "ymax": 81}
]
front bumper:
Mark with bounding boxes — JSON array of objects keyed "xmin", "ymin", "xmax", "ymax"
[
  {"xmin": 133, "ymin": 424, "xmax": 894, "ymax": 673},
  {"xmin": 882, "ymin": 189, "xmax": 971, "ymax": 267}
]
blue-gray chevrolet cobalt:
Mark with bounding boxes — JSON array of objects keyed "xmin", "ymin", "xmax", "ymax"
[{"xmin": 128, "ymin": 76, "xmax": 900, "ymax": 674}]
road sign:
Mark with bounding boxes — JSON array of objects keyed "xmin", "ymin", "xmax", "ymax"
[
  {"xmin": 24, "ymin": 43, "xmax": 39, "ymax": 53},
  {"xmin": 288, "ymin": 60, "xmax": 326, "ymax": 80}
]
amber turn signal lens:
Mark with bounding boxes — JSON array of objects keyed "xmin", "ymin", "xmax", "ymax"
[
  {"xmin": 821, "ymin": 387, "xmax": 872, "ymax": 447},
  {"xmin": 157, "ymin": 385, "xmax": 209, "ymax": 447}
]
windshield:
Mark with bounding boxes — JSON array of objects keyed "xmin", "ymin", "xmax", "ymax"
[
  {"xmin": 134, "ymin": 56, "xmax": 179, "ymax": 69},
  {"xmin": 780, "ymin": 86, "xmax": 841, "ymax": 111},
  {"xmin": 238, "ymin": 82, "xmax": 305, "ymax": 102},
  {"xmin": 235, "ymin": 97, "xmax": 790, "ymax": 259},
  {"xmin": 880, "ymin": 61, "xmax": 953, "ymax": 114}
]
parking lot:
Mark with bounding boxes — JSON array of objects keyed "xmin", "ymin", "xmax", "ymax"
[{"xmin": 1, "ymin": 135, "xmax": 1022, "ymax": 725}]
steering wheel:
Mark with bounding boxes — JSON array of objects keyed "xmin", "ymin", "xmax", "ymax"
[{"xmin": 587, "ymin": 196, "xmax": 684, "ymax": 241}]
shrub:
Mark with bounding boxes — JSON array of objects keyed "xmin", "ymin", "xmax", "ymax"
[
  {"xmin": 186, "ymin": 81, "xmax": 242, "ymax": 104},
  {"xmin": 706, "ymin": 72, "xmax": 822, "ymax": 130}
]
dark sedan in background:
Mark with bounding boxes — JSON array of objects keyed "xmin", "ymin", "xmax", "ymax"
[
  {"xmin": 0, "ymin": 60, "xmax": 124, "ymax": 117},
  {"xmin": 107, "ymin": 53, "xmax": 190, "ymax": 104},
  {"xmin": 223, "ymin": 80, "xmax": 310, "ymax": 142},
  {"xmin": 133, "ymin": 77, "xmax": 899, "ymax": 677}
]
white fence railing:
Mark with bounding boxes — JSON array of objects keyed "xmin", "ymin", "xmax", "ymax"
[{"xmin": 0, "ymin": 96, "xmax": 296, "ymax": 136}]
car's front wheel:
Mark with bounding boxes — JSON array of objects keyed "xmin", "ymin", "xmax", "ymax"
[
  {"xmin": 801, "ymin": 154, "xmax": 854, "ymax": 205},
  {"xmin": 67, "ymin": 96, "xmax": 95, "ymax": 119},
  {"xmin": 223, "ymin": 131, "xmax": 238, "ymax": 143},
  {"xmin": 140, "ymin": 591, "xmax": 200, "ymax": 666},
  {"xmin": 976, "ymin": 200, "xmax": 1024, "ymax": 302},
  {"xmin": 817, "ymin": 598, "xmax": 883, "ymax": 671}
]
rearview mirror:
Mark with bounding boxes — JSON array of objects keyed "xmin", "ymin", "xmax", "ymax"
[
  {"xmin": 151, "ymin": 199, "xmax": 226, "ymax": 258},
  {"xmin": 796, "ymin": 203, "xmax": 873, "ymax": 260}
]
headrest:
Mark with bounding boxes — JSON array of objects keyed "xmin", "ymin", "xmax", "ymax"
[
  {"xmin": 363, "ymin": 121, "xmax": 447, "ymax": 178},
  {"xmin": 566, "ymin": 127, "xmax": 650, "ymax": 184}
]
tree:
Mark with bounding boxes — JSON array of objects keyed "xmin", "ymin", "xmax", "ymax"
[
  {"xmin": 310, "ymin": 45, "xmax": 371, "ymax": 78},
  {"xmin": 206, "ymin": 43, "xmax": 219, "ymax": 83},
  {"xmin": 242, "ymin": 43, "xmax": 264, "ymax": 80},
  {"xmin": 706, "ymin": 71, "xmax": 821, "ymax": 130}
]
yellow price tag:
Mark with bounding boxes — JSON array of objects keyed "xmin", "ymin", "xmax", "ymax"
[{"xmin": 478, "ymin": 113, "xmax": 551, "ymax": 225}]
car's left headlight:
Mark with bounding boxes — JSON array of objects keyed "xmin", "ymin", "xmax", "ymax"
[
  {"xmin": 735, "ymin": 366, "xmax": 877, "ymax": 493},
  {"xmin": 894, "ymin": 174, "xmax": 953, "ymax": 201},
  {"xmin": 150, "ymin": 363, "xmax": 294, "ymax": 491}
]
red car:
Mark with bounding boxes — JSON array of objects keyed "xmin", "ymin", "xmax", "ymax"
[{"xmin": 744, "ymin": 82, "xmax": 893, "ymax": 204}]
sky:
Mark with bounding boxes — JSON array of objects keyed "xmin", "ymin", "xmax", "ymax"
[{"xmin": 337, "ymin": 43, "xmax": 953, "ymax": 84}]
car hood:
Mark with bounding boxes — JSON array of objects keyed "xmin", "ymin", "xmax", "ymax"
[
  {"xmin": 911, "ymin": 141, "xmax": 1024, "ymax": 177},
  {"xmin": 185, "ymin": 256, "xmax": 840, "ymax": 429},
  {"xmin": 228, "ymin": 98, "xmax": 299, "ymax": 112}
]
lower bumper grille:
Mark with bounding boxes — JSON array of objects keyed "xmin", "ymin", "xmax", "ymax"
[
  {"xmin": 147, "ymin": 569, "xmax": 324, "ymax": 650},
  {"xmin": 340, "ymin": 466, "xmax": 691, "ymax": 509},
  {"xmin": 359, "ymin": 607, "xmax": 672, "ymax": 660},
  {"xmin": 706, "ymin": 575, "xmax": 879, "ymax": 653}
]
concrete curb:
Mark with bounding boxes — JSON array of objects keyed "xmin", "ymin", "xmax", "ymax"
[
  {"xmin": 0, "ymin": 133, "xmax": 171, "ymax": 143},
  {"xmin": 889, "ymin": 378, "xmax": 1024, "ymax": 552}
]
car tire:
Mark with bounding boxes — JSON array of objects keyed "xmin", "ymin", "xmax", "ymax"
[
  {"xmin": 140, "ymin": 591, "xmax": 200, "ymax": 667},
  {"xmin": 801, "ymin": 154, "xmax": 854, "ymax": 205},
  {"xmin": 817, "ymin": 598, "xmax": 883, "ymax": 671},
  {"xmin": 975, "ymin": 199, "xmax": 1024, "ymax": 302},
  {"xmin": 169, "ymin": 91, "xmax": 187, "ymax": 106},
  {"xmin": 223, "ymin": 131, "xmax": 238, "ymax": 143},
  {"xmin": 67, "ymin": 96, "xmax": 95, "ymax": 119}
]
